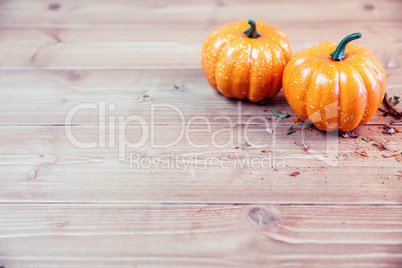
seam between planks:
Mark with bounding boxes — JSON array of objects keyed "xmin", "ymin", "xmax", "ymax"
[{"xmin": 0, "ymin": 201, "xmax": 401, "ymax": 206}]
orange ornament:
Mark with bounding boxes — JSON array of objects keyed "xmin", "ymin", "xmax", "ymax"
[
  {"xmin": 283, "ymin": 33, "xmax": 386, "ymax": 132},
  {"xmin": 201, "ymin": 19, "xmax": 292, "ymax": 102}
]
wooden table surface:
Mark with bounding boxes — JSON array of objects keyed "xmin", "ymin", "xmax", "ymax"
[{"xmin": 1, "ymin": 0, "xmax": 402, "ymax": 267}]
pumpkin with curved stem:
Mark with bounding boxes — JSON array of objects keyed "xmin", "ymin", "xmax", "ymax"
[
  {"xmin": 201, "ymin": 19, "xmax": 292, "ymax": 102},
  {"xmin": 283, "ymin": 33, "xmax": 386, "ymax": 132}
]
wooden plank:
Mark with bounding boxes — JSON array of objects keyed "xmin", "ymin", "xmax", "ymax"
[
  {"xmin": 0, "ymin": 124, "xmax": 401, "ymax": 204},
  {"xmin": 0, "ymin": 1, "xmax": 400, "ymax": 69},
  {"xmin": 0, "ymin": 0, "xmax": 400, "ymax": 266},
  {"xmin": 0, "ymin": 0, "xmax": 400, "ymax": 28},
  {"xmin": 0, "ymin": 69, "xmax": 400, "ymax": 126},
  {"xmin": 0, "ymin": 25, "xmax": 400, "ymax": 69},
  {"xmin": 0, "ymin": 204, "xmax": 402, "ymax": 267},
  {"xmin": 0, "ymin": 23, "xmax": 400, "ymax": 49},
  {"xmin": 0, "ymin": 23, "xmax": 400, "ymax": 66}
]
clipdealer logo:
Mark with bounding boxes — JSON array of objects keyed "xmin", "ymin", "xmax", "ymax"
[
  {"xmin": 128, "ymin": 152, "xmax": 286, "ymax": 174},
  {"xmin": 64, "ymin": 101, "xmax": 339, "ymax": 169}
]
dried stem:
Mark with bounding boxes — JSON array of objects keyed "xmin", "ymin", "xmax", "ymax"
[{"xmin": 383, "ymin": 93, "xmax": 402, "ymax": 118}]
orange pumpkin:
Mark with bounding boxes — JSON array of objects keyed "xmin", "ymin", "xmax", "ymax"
[
  {"xmin": 283, "ymin": 33, "xmax": 386, "ymax": 132},
  {"xmin": 201, "ymin": 19, "xmax": 292, "ymax": 102}
]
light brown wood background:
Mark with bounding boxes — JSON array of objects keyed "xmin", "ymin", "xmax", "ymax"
[{"xmin": 0, "ymin": 0, "xmax": 402, "ymax": 267}]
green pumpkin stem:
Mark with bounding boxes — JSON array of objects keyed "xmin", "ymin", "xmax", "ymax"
[
  {"xmin": 330, "ymin": 33, "xmax": 362, "ymax": 61},
  {"xmin": 244, "ymin": 19, "xmax": 261, "ymax": 39}
]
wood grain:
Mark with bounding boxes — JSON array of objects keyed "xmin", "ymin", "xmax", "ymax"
[
  {"xmin": 0, "ymin": 204, "xmax": 402, "ymax": 267},
  {"xmin": 0, "ymin": 0, "xmax": 400, "ymax": 69},
  {"xmin": 0, "ymin": 25, "xmax": 400, "ymax": 69},
  {"xmin": 0, "ymin": 0, "xmax": 401, "ymax": 266},
  {"xmin": 0, "ymin": 124, "xmax": 401, "ymax": 204},
  {"xmin": 0, "ymin": 69, "xmax": 400, "ymax": 126},
  {"xmin": 0, "ymin": 0, "xmax": 401, "ymax": 27}
]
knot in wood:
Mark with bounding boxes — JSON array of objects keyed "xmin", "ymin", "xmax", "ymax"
[{"xmin": 248, "ymin": 207, "xmax": 278, "ymax": 226}]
